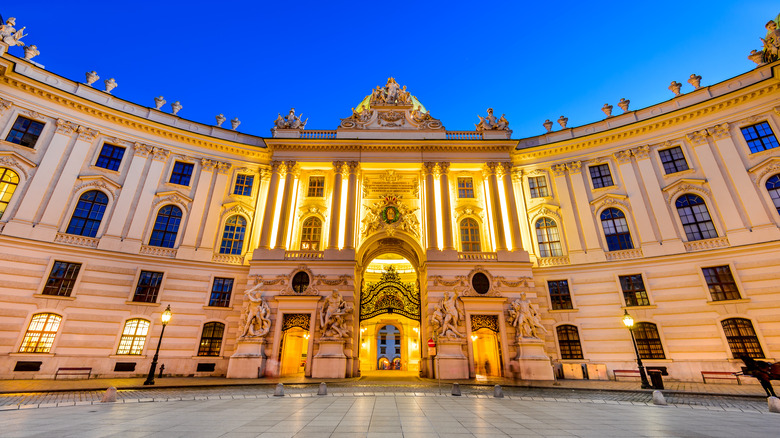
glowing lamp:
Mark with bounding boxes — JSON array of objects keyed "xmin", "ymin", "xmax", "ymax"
[
  {"xmin": 470, "ymin": 335, "xmax": 478, "ymax": 341},
  {"xmin": 161, "ymin": 304, "xmax": 172, "ymax": 325},
  {"xmin": 622, "ymin": 310, "xmax": 634, "ymax": 329}
]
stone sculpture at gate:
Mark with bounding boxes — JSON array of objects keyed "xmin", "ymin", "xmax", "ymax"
[
  {"xmin": 431, "ymin": 290, "xmax": 464, "ymax": 338},
  {"xmin": 0, "ymin": 17, "xmax": 27, "ymax": 47},
  {"xmin": 238, "ymin": 284, "xmax": 271, "ymax": 338},
  {"xmin": 320, "ymin": 290, "xmax": 353, "ymax": 338},
  {"xmin": 509, "ymin": 293, "xmax": 547, "ymax": 340}
]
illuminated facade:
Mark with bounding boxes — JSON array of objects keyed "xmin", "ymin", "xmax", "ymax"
[{"xmin": 0, "ymin": 25, "xmax": 779, "ymax": 382}]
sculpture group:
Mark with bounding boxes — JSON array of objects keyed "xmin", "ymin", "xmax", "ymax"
[
  {"xmin": 749, "ymin": 15, "xmax": 780, "ymax": 65},
  {"xmin": 320, "ymin": 290, "xmax": 353, "ymax": 338},
  {"xmin": 371, "ymin": 77, "xmax": 412, "ymax": 105},
  {"xmin": 273, "ymin": 108, "xmax": 307, "ymax": 130},
  {"xmin": 508, "ymin": 293, "xmax": 547, "ymax": 341},
  {"xmin": 0, "ymin": 17, "xmax": 26, "ymax": 47},
  {"xmin": 430, "ymin": 290, "xmax": 464, "ymax": 338},
  {"xmin": 475, "ymin": 108, "xmax": 509, "ymax": 132},
  {"xmin": 239, "ymin": 284, "xmax": 271, "ymax": 338}
]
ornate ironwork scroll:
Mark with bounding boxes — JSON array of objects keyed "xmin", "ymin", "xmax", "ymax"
[
  {"xmin": 360, "ymin": 266, "xmax": 420, "ymax": 321},
  {"xmin": 471, "ymin": 314, "xmax": 499, "ymax": 333},
  {"xmin": 282, "ymin": 313, "xmax": 310, "ymax": 332}
]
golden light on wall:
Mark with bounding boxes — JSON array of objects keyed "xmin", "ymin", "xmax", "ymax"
[
  {"xmin": 433, "ymin": 178, "xmax": 444, "ymax": 250},
  {"xmin": 269, "ymin": 175, "xmax": 286, "ymax": 246},
  {"xmin": 482, "ymin": 179, "xmax": 497, "ymax": 250},
  {"xmin": 496, "ymin": 180, "xmax": 513, "ymax": 250},
  {"xmin": 337, "ymin": 177, "xmax": 348, "ymax": 249},
  {"xmin": 285, "ymin": 176, "xmax": 300, "ymax": 249}
]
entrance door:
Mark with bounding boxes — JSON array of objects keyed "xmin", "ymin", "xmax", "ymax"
[
  {"xmin": 377, "ymin": 324, "xmax": 401, "ymax": 369},
  {"xmin": 472, "ymin": 328, "xmax": 502, "ymax": 377},
  {"xmin": 278, "ymin": 313, "xmax": 311, "ymax": 376}
]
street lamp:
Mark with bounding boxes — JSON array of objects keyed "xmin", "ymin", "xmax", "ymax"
[
  {"xmin": 144, "ymin": 304, "xmax": 171, "ymax": 386},
  {"xmin": 622, "ymin": 309, "xmax": 652, "ymax": 389}
]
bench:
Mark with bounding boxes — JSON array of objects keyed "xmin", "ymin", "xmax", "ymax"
[
  {"xmin": 54, "ymin": 367, "xmax": 92, "ymax": 379},
  {"xmin": 701, "ymin": 371, "xmax": 740, "ymax": 384}
]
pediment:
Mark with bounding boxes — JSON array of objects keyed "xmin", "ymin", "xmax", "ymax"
[
  {"xmin": 661, "ymin": 178, "xmax": 710, "ymax": 202},
  {"xmin": 526, "ymin": 202, "xmax": 561, "ymax": 221},
  {"xmin": 590, "ymin": 193, "xmax": 629, "ymax": 213},
  {"xmin": 75, "ymin": 174, "xmax": 122, "ymax": 198},
  {"xmin": 748, "ymin": 156, "xmax": 780, "ymax": 183},
  {"xmin": 222, "ymin": 200, "xmax": 254, "ymax": 218},
  {"xmin": 0, "ymin": 150, "xmax": 36, "ymax": 178}
]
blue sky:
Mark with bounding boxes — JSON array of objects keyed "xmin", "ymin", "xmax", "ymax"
[{"xmin": 3, "ymin": 1, "xmax": 778, "ymax": 138}]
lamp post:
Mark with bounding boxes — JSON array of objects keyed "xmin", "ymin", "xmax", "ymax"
[
  {"xmin": 144, "ymin": 304, "xmax": 171, "ymax": 386},
  {"xmin": 622, "ymin": 309, "xmax": 652, "ymax": 389}
]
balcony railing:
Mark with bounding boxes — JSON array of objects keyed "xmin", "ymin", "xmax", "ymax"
[
  {"xmin": 458, "ymin": 252, "xmax": 497, "ymax": 261},
  {"xmin": 54, "ymin": 232, "xmax": 99, "ymax": 248},
  {"xmin": 446, "ymin": 131, "xmax": 483, "ymax": 140},
  {"xmin": 285, "ymin": 250, "xmax": 324, "ymax": 260},
  {"xmin": 212, "ymin": 254, "xmax": 245, "ymax": 265},
  {"xmin": 683, "ymin": 236, "xmax": 730, "ymax": 252},
  {"xmin": 604, "ymin": 248, "xmax": 644, "ymax": 261},
  {"xmin": 537, "ymin": 256, "xmax": 570, "ymax": 267},
  {"xmin": 139, "ymin": 245, "xmax": 177, "ymax": 258},
  {"xmin": 299, "ymin": 130, "xmax": 337, "ymax": 139}
]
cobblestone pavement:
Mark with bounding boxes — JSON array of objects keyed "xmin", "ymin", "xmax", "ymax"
[
  {"xmin": 0, "ymin": 378, "xmax": 770, "ymax": 413},
  {"xmin": 0, "ymin": 393, "xmax": 777, "ymax": 438}
]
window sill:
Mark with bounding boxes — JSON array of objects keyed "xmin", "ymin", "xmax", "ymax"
[
  {"xmin": 88, "ymin": 164, "xmax": 121, "ymax": 176},
  {"xmin": 0, "ymin": 139, "xmax": 39, "ymax": 153},
  {"xmin": 125, "ymin": 300, "xmax": 161, "ymax": 307},
  {"xmin": 165, "ymin": 181, "xmax": 191, "ymax": 189},
  {"xmin": 9, "ymin": 352, "xmax": 54, "ymax": 357},
  {"xmin": 33, "ymin": 294, "xmax": 76, "ymax": 301},
  {"xmin": 549, "ymin": 308, "xmax": 579, "ymax": 313},
  {"xmin": 591, "ymin": 184, "xmax": 617, "ymax": 193},
  {"xmin": 621, "ymin": 304, "xmax": 658, "ymax": 310},
  {"xmin": 558, "ymin": 359, "xmax": 590, "ymax": 363},
  {"xmin": 707, "ymin": 298, "xmax": 750, "ymax": 305},
  {"xmin": 192, "ymin": 356, "xmax": 225, "ymax": 360},
  {"xmin": 662, "ymin": 168, "xmax": 696, "ymax": 178},
  {"xmin": 203, "ymin": 305, "xmax": 233, "ymax": 311},
  {"xmin": 637, "ymin": 359, "xmax": 672, "ymax": 363},
  {"xmin": 109, "ymin": 354, "xmax": 147, "ymax": 359}
]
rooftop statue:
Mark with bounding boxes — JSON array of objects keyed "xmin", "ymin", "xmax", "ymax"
[
  {"xmin": 370, "ymin": 77, "xmax": 412, "ymax": 106},
  {"xmin": 749, "ymin": 15, "xmax": 780, "ymax": 65},
  {"xmin": 475, "ymin": 108, "xmax": 509, "ymax": 132},
  {"xmin": 0, "ymin": 17, "xmax": 27, "ymax": 47},
  {"xmin": 274, "ymin": 108, "xmax": 308, "ymax": 130}
]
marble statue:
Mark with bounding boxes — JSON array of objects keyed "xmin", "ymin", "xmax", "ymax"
[
  {"xmin": 475, "ymin": 108, "xmax": 509, "ymax": 131},
  {"xmin": 239, "ymin": 284, "xmax": 271, "ymax": 338},
  {"xmin": 756, "ymin": 19, "xmax": 780, "ymax": 64},
  {"xmin": 508, "ymin": 293, "xmax": 547, "ymax": 340},
  {"xmin": 274, "ymin": 108, "xmax": 308, "ymax": 130},
  {"xmin": 385, "ymin": 77, "xmax": 400, "ymax": 104},
  {"xmin": 431, "ymin": 290, "xmax": 463, "ymax": 338},
  {"xmin": 411, "ymin": 108, "xmax": 431, "ymax": 123},
  {"xmin": 320, "ymin": 290, "xmax": 352, "ymax": 338},
  {"xmin": 0, "ymin": 18, "xmax": 27, "ymax": 47},
  {"xmin": 23, "ymin": 45, "xmax": 39, "ymax": 61}
]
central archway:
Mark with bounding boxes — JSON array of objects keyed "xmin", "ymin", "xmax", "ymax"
[{"xmin": 355, "ymin": 233, "xmax": 425, "ymax": 377}]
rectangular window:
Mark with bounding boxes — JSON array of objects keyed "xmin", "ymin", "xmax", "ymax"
[
  {"xmin": 169, "ymin": 161, "xmax": 194, "ymax": 186},
  {"xmin": 619, "ymin": 274, "xmax": 650, "ymax": 306},
  {"xmin": 458, "ymin": 177, "xmax": 474, "ymax": 198},
  {"xmin": 132, "ymin": 271, "xmax": 164, "ymax": 303},
  {"xmin": 702, "ymin": 265, "xmax": 741, "ymax": 301},
  {"xmin": 528, "ymin": 176, "xmax": 549, "ymax": 198},
  {"xmin": 548, "ymin": 280, "xmax": 573, "ymax": 310},
  {"xmin": 658, "ymin": 147, "xmax": 689, "ymax": 174},
  {"xmin": 589, "ymin": 164, "xmax": 614, "ymax": 189},
  {"xmin": 233, "ymin": 174, "xmax": 254, "ymax": 196},
  {"xmin": 307, "ymin": 176, "xmax": 325, "ymax": 197},
  {"xmin": 95, "ymin": 143, "xmax": 126, "ymax": 171},
  {"xmin": 5, "ymin": 116, "xmax": 45, "ymax": 148},
  {"xmin": 42, "ymin": 261, "xmax": 81, "ymax": 297},
  {"xmin": 741, "ymin": 122, "xmax": 779, "ymax": 153},
  {"xmin": 209, "ymin": 277, "xmax": 234, "ymax": 307}
]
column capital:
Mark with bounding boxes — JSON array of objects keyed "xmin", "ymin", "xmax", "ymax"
[
  {"xmin": 77, "ymin": 126, "xmax": 99, "ymax": 142},
  {"xmin": 567, "ymin": 160, "xmax": 582, "ymax": 174},
  {"xmin": 133, "ymin": 142, "xmax": 153, "ymax": 157},
  {"xmin": 511, "ymin": 168, "xmax": 523, "ymax": 183},
  {"xmin": 551, "ymin": 163, "xmax": 568, "ymax": 177},
  {"xmin": 346, "ymin": 161, "xmax": 360, "ymax": 175},
  {"xmin": 285, "ymin": 161, "xmax": 300, "ymax": 178},
  {"xmin": 200, "ymin": 158, "xmax": 217, "ymax": 171},
  {"xmin": 613, "ymin": 149, "xmax": 633, "ymax": 164},
  {"xmin": 686, "ymin": 129, "xmax": 709, "ymax": 145},
  {"xmin": 55, "ymin": 118, "xmax": 78, "ymax": 135},
  {"xmin": 216, "ymin": 161, "xmax": 232, "ymax": 174},
  {"xmin": 482, "ymin": 162, "xmax": 499, "ymax": 177},
  {"xmin": 0, "ymin": 98, "xmax": 12, "ymax": 115},
  {"xmin": 707, "ymin": 122, "xmax": 731, "ymax": 140},
  {"xmin": 151, "ymin": 147, "xmax": 170, "ymax": 161},
  {"xmin": 422, "ymin": 162, "xmax": 437, "ymax": 176},
  {"xmin": 437, "ymin": 162, "xmax": 450, "ymax": 175},
  {"xmin": 258, "ymin": 167, "xmax": 273, "ymax": 181},
  {"xmin": 631, "ymin": 144, "xmax": 651, "ymax": 160}
]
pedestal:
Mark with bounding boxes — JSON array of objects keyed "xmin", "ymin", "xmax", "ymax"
[
  {"xmin": 511, "ymin": 337, "xmax": 554, "ymax": 380},
  {"xmin": 312, "ymin": 339, "xmax": 347, "ymax": 379},
  {"xmin": 436, "ymin": 338, "xmax": 469, "ymax": 380},
  {"xmin": 226, "ymin": 337, "xmax": 266, "ymax": 378}
]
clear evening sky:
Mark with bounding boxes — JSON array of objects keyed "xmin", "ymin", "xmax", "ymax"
[{"xmin": 3, "ymin": 1, "xmax": 778, "ymax": 138}]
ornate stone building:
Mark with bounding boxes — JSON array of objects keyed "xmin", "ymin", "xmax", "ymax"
[{"xmin": 0, "ymin": 16, "xmax": 779, "ymax": 382}]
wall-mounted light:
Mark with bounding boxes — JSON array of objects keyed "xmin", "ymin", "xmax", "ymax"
[
  {"xmin": 470, "ymin": 335, "xmax": 478, "ymax": 342},
  {"xmin": 361, "ymin": 341, "xmax": 369, "ymax": 349},
  {"xmin": 303, "ymin": 333, "xmax": 309, "ymax": 340}
]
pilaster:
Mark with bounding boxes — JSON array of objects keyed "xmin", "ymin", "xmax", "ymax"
[
  {"xmin": 423, "ymin": 162, "xmax": 438, "ymax": 251},
  {"xmin": 613, "ymin": 147, "xmax": 658, "ymax": 248},
  {"xmin": 198, "ymin": 162, "xmax": 233, "ymax": 252},
  {"xmin": 483, "ymin": 163, "xmax": 507, "ymax": 251},
  {"xmin": 124, "ymin": 147, "xmax": 171, "ymax": 249},
  {"xmin": 258, "ymin": 162, "xmax": 282, "ymax": 250},
  {"xmin": 343, "ymin": 161, "xmax": 360, "ymax": 250},
  {"xmin": 326, "ymin": 161, "xmax": 344, "ymax": 250},
  {"xmin": 438, "ymin": 162, "xmax": 455, "ymax": 250},
  {"xmin": 274, "ymin": 161, "xmax": 299, "ymax": 249}
]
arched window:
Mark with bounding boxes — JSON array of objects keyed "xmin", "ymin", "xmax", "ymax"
[
  {"xmin": 633, "ymin": 322, "xmax": 665, "ymax": 359},
  {"xmin": 149, "ymin": 205, "xmax": 182, "ymax": 248},
  {"xmin": 117, "ymin": 318, "xmax": 150, "ymax": 355},
  {"xmin": 766, "ymin": 174, "xmax": 780, "ymax": 215},
  {"xmin": 219, "ymin": 215, "xmax": 247, "ymax": 255},
  {"xmin": 556, "ymin": 325, "xmax": 583, "ymax": 359},
  {"xmin": 66, "ymin": 190, "xmax": 109, "ymax": 237},
  {"xmin": 198, "ymin": 322, "xmax": 225, "ymax": 356},
  {"xmin": 19, "ymin": 313, "xmax": 62, "ymax": 353},
  {"xmin": 675, "ymin": 194, "xmax": 717, "ymax": 241},
  {"xmin": 535, "ymin": 217, "xmax": 562, "ymax": 257},
  {"xmin": 721, "ymin": 318, "xmax": 764, "ymax": 359},
  {"xmin": 460, "ymin": 218, "xmax": 481, "ymax": 252},
  {"xmin": 300, "ymin": 217, "xmax": 322, "ymax": 251},
  {"xmin": 600, "ymin": 208, "xmax": 633, "ymax": 251},
  {"xmin": 0, "ymin": 167, "xmax": 20, "ymax": 219}
]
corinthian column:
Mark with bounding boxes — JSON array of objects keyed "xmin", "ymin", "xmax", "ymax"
[
  {"xmin": 274, "ymin": 161, "xmax": 299, "ymax": 249},
  {"xmin": 484, "ymin": 162, "xmax": 507, "ymax": 251},
  {"xmin": 423, "ymin": 162, "xmax": 438, "ymax": 251},
  {"xmin": 258, "ymin": 161, "xmax": 282, "ymax": 249},
  {"xmin": 438, "ymin": 162, "xmax": 454, "ymax": 250},
  {"xmin": 343, "ymin": 162, "xmax": 360, "ymax": 250},
  {"xmin": 500, "ymin": 163, "xmax": 523, "ymax": 251},
  {"xmin": 327, "ymin": 161, "xmax": 344, "ymax": 250}
]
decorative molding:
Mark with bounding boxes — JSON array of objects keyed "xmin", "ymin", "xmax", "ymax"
[
  {"xmin": 315, "ymin": 274, "xmax": 352, "ymax": 286},
  {"xmin": 430, "ymin": 275, "xmax": 466, "ymax": 287},
  {"xmin": 54, "ymin": 233, "xmax": 99, "ymax": 248},
  {"xmin": 590, "ymin": 193, "xmax": 630, "ymax": 214},
  {"xmin": 631, "ymin": 144, "xmax": 651, "ymax": 160},
  {"xmin": 685, "ymin": 129, "xmax": 709, "ymax": 145},
  {"xmin": 661, "ymin": 178, "xmax": 711, "ymax": 203},
  {"xmin": 707, "ymin": 122, "xmax": 731, "ymax": 140},
  {"xmin": 280, "ymin": 265, "xmax": 320, "ymax": 295},
  {"xmin": 77, "ymin": 126, "xmax": 99, "ymax": 142},
  {"xmin": 537, "ymin": 256, "xmax": 570, "ymax": 267},
  {"xmin": 139, "ymin": 245, "xmax": 177, "ymax": 258},
  {"xmin": 613, "ymin": 149, "xmax": 633, "ymax": 164},
  {"xmin": 566, "ymin": 160, "xmax": 582, "ymax": 174},
  {"xmin": 748, "ymin": 156, "xmax": 780, "ymax": 184},
  {"xmin": 683, "ymin": 236, "xmax": 730, "ymax": 252},
  {"xmin": 494, "ymin": 276, "xmax": 532, "ymax": 288},
  {"xmin": 284, "ymin": 250, "xmax": 324, "ymax": 260},
  {"xmin": 281, "ymin": 313, "xmax": 310, "ymax": 332},
  {"xmin": 216, "ymin": 161, "xmax": 232, "ymax": 174},
  {"xmin": 0, "ymin": 98, "xmax": 13, "ymax": 115},
  {"xmin": 0, "ymin": 151, "xmax": 36, "ymax": 178},
  {"xmin": 74, "ymin": 175, "xmax": 121, "ymax": 200},
  {"xmin": 461, "ymin": 265, "xmax": 501, "ymax": 297},
  {"xmin": 470, "ymin": 314, "xmax": 499, "ymax": 333},
  {"xmin": 457, "ymin": 252, "xmax": 498, "ymax": 261},
  {"xmin": 151, "ymin": 147, "xmax": 170, "ymax": 161},
  {"xmin": 551, "ymin": 163, "xmax": 567, "ymax": 177},
  {"xmin": 20, "ymin": 109, "xmax": 45, "ymax": 121},
  {"xmin": 200, "ymin": 158, "xmax": 217, "ymax": 171},
  {"xmin": 133, "ymin": 142, "xmax": 153, "ymax": 157},
  {"xmin": 211, "ymin": 254, "xmax": 245, "ymax": 265},
  {"xmin": 604, "ymin": 248, "xmax": 644, "ymax": 261},
  {"xmin": 55, "ymin": 119, "xmax": 78, "ymax": 135},
  {"xmin": 152, "ymin": 190, "xmax": 193, "ymax": 212},
  {"xmin": 527, "ymin": 203, "xmax": 562, "ymax": 224},
  {"xmin": 221, "ymin": 201, "xmax": 254, "ymax": 220}
]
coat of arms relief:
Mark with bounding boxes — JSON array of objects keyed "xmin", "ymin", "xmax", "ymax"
[{"xmin": 360, "ymin": 195, "xmax": 420, "ymax": 239}]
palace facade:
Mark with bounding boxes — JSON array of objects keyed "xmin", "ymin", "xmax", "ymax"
[{"xmin": 0, "ymin": 18, "xmax": 779, "ymax": 383}]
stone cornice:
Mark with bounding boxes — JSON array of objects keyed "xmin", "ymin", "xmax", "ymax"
[{"xmin": 266, "ymin": 139, "xmax": 518, "ymax": 153}]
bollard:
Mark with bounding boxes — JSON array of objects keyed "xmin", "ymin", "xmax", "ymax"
[
  {"xmin": 100, "ymin": 386, "xmax": 117, "ymax": 403},
  {"xmin": 318, "ymin": 382, "xmax": 327, "ymax": 395},
  {"xmin": 769, "ymin": 396, "xmax": 780, "ymax": 413},
  {"xmin": 493, "ymin": 385, "xmax": 504, "ymax": 398},
  {"xmin": 451, "ymin": 383, "xmax": 461, "ymax": 396},
  {"xmin": 652, "ymin": 390, "xmax": 667, "ymax": 406},
  {"xmin": 274, "ymin": 383, "xmax": 285, "ymax": 397}
]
